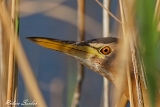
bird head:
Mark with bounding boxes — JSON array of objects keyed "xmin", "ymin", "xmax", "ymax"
[{"xmin": 27, "ymin": 37, "xmax": 121, "ymax": 82}]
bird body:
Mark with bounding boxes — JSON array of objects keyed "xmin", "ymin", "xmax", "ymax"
[{"xmin": 28, "ymin": 37, "xmax": 160, "ymax": 107}]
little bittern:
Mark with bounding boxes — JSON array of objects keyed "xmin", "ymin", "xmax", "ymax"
[{"xmin": 28, "ymin": 37, "xmax": 160, "ymax": 107}]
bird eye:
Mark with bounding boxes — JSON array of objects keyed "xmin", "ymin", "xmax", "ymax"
[{"xmin": 100, "ymin": 46, "xmax": 111, "ymax": 55}]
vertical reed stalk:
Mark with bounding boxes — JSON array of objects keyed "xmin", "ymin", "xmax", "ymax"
[
  {"xmin": 71, "ymin": 0, "xmax": 85, "ymax": 107},
  {"xmin": 96, "ymin": 1, "xmax": 128, "ymax": 107},
  {"xmin": 0, "ymin": 19, "xmax": 2, "ymax": 107},
  {"xmin": 0, "ymin": 16, "xmax": 7, "ymax": 107},
  {"xmin": 155, "ymin": 0, "xmax": 160, "ymax": 32},
  {"xmin": 0, "ymin": 1, "xmax": 9, "ymax": 107},
  {"xmin": 102, "ymin": 0, "xmax": 110, "ymax": 107},
  {"xmin": 119, "ymin": 0, "xmax": 135, "ymax": 107},
  {"xmin": 7, "ymin": 0, "xmax": 17, "ymax": 102},
  {"xmin": 119, "ymin": 0, "xmax": 144, "ymax": 107},
  {"xmin": 0, "ymin": 4, "xmax": 47, "ymax": 107}
]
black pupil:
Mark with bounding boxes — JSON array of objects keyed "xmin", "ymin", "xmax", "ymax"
[{"xmin": 104, "ymin": 48, "xmax": 108, "ymax": 52}]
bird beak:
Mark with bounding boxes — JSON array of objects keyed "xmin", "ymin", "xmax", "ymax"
[
  {"xmin": 27, "ymin": 37, "xmax": 117, "ymax": 81},
  {"xmin": 27, "ymin": 37, "xmax": 104, "ymax": 59}
]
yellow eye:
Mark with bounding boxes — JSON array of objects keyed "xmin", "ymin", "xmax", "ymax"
[{"xmin": 100, "ymin": 46, "xmax": 111, "ymax": 55}]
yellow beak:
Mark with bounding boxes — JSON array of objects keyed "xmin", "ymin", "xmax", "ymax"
[{"xmin": 27, "ymin": 37, "xmax": 104, "ymax": 59}]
